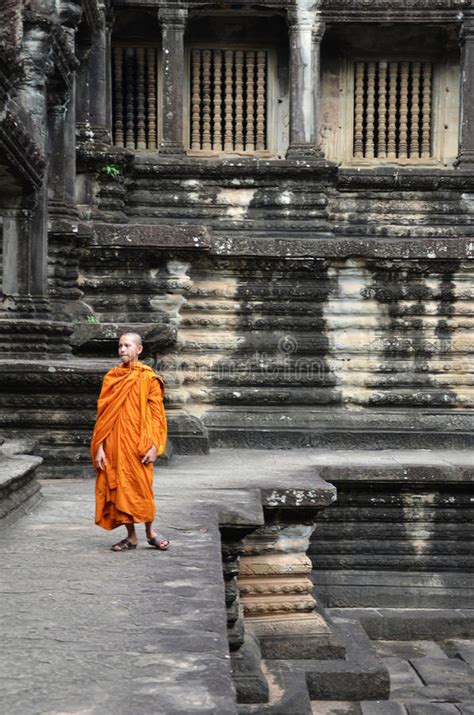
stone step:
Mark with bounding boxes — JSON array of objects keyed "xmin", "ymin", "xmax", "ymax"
[
  {"xmin": 0, "ymin": 439, "xmax": 42, "ymax": 524},
  {"xmin": 1, "ymin": 450, "xmax": 344, "ymax": 714},
  {"xmin": 262, "ymin": 617, "xmax": 390, "ymax": 702},
  {"xmin": 327, "ymin": 609, "xmax": 474, "ymax": 641},
  {"xmin": 238, "ymin": 618, "xmax": 391, "ymax": 712},
  {"xmin": 314, "ymin": 571, "xmax": 474, "ymax": 610}
]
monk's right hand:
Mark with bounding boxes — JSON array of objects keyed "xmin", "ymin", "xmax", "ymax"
[{"xmin": 95, "ymin": 444, "xmax": 108, "ymax": 471}]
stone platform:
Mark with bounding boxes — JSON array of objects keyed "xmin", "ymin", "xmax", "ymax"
[{"xmin": 1, "ymin": 449, "xmax": 473, "ymax": 714}]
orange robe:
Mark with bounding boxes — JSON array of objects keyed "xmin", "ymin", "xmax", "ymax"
[{"xmin": 91, "ymin": 362, "xmax": 167, "ymax": 530}]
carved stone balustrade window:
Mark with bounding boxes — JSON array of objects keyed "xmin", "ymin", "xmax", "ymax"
[
  {"xmin": 321, "ymin": 53, "xmax": 460, "ymax": 167},
  {"xmin": 187, "ymin": 46, "xmax": 274, "ymax": 157},
  {"xmin": 353, "ymin": 59, "xmax": 433, "ymax": 160},
  {"xmin": 112, "ymin": 44, "xmax": 160, "ymax": 150}
]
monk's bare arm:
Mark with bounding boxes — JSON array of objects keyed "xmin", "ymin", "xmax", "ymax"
[
  {"xmin": 94, "ymin": 442, "xmax": 108, "ymax": 471},
  {"xmin": 147, "ymin": 376, "xmax": 167, "ymax": 456}
]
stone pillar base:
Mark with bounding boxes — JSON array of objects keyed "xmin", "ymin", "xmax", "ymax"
[
  {"xmin": 286, "ymin": 142, "xmax": 325, "ymax": 159},
  {"xmin": 250, "ymin": 613, "xmax": 345, "ymax": 659},
  {"xmin": 231, "ymin": 632, "xmax": 269, "ymax": 704},
  {"xmin": 455, "ymin": 150, "xmax": 474, "ymax": 166},
  {"xmin": 239, "ymin": 520, "xmax": 345, "ymax": 659},
  {"xmin": 48, "ymin": 202, "xmax": 79, "ymax": 223},
  {"xmin": 159, "ymin": 141, "xmax": 186, "ymax": 156}
]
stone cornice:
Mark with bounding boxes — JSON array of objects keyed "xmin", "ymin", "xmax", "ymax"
[
  {"xmin": 158, "ymin": 5, "xmax": 188, "ymax": 28},
  {"xmin": 321, "ymin": 0, "xmax": 471, "ymax": 22}
]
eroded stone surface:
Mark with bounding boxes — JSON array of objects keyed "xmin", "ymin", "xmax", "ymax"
[{"xmin": 0, "ymin": 479, "xmax": 237, "ymax": 715}]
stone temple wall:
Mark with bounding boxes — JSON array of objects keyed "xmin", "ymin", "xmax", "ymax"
[
  {"xmin": 65, "ymin": 157, "xmax": 474, "ymax": 453},
  {"xmin": 0, "ymin": 0, "xmax": 473, "ymax": 615},
  {"xmin": 0, "ymin": 0, "xmax": 473, "ymax": 464}
]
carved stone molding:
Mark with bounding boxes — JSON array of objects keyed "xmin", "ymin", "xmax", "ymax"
[
  {"xmin": 0, "ymin": 112, "xmax": 45, "ymax": 190},
  {"xmin": 50, "ymin": 25, "xmax": 79, "ymax": 90},
  {"xmin": 238, "ymin": 518, "xmax": 343, "ymax": 658},
  {"xmin": 322, "ymin": 0, "xmax": 469, "ymax": 7},
  {"xmin": 321, "ymin": 0, "xmax": 471, "ymax": 21},
  {"xmin": 82, "ymin": 0, "xmax": 105, "ymax": 32},
  {"xmin": 158, "ymin": 6, "xmax": 188, "ymax": 29}
]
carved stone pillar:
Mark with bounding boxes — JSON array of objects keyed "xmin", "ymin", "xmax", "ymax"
[
  {"xmin": 457, "ymin": 12, "xmax": 474, "ymax": 166},
  {"xmin": 240, "ymin": 529, "xmax": 344, "ymax": 659},
  {"xmin": 48, "ymin": 86, "xmax": 77, "ymax": 220},
  {"xmin": 14, "ymin": 20, "xmax": 51, "ymax": 301},
  {"xmin": 88, "ymin": 6, "xmax": 110, "ymax": 142},
  {"xmin": 3, "ymin": 209, "xmax": 43, "ymax": 301},
  {"xmin": 158, "ymin": 6, "xmax": 187, "ymax": 155},
  {"xmin": 286, "ymin": 9, "xmax": 325, "ymax": 159},
  {"xmin": 75, "ymin": 4, "xmax": 111, "ymax": 144}
]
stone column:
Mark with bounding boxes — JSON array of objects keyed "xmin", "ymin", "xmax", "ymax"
[
  {"xmin": 48, "ymin": 84, "xmax": 77, "ymax": 220},
  {"xmin": 14, "ymin": 19, "xmax": 51, "ymax": 302},
  {"xmin": 75, "ymin": 4, "xmax": 111, "ymax": 144},
  {"xmin": 88, "ymin": 5, "xmax": 110, "ymax": 142},
  {"xmin": 3, "ymin": 210, "xmax": 36, "ymax": 298},
  {"xmin": 239, "ymin": 517, "xmax": 344, "ymax": 659},
  {"xmin": 457, "ymin": 12, "xmax": 474, "ymax": 165},
  {"xmin": 286, "ymin": 9, "xmax": 325, "ymax": 159},
  {"xmin": 158, "ymin": 6, "xmax": 187, "ymax": 155}
]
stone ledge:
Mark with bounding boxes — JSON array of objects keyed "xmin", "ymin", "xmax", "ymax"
[
  {"xmin": 91, "ymin": 222, "xmax": 212, "ymax": 250},
  {"xmin": 0, "ymin": 439, "xmax": 42, "ymax": 525},
  {"xmin": 328, "ymin": 608, "xmax": 474, "ymax": 641},
  {"xmin": 316, "ymin": 463, "xmax": 474, "ymax": 484},
  {"xmin": 71, "ymin": 321, "xmax": 176, "ymax": 355},
  {"xmin": 313, "ymin": 571, "xmax": 474, "ymax": 610},
  {"xmin": 209, "ymin": 235, "xmax": 474, "ymax": 260},
  {"xmin": 263, "ymin": 617, "xmax": 390, "ymax": 702}
]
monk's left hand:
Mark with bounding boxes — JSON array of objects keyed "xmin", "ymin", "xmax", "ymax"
[{"xmin": 141, "ymin": 444, "xmax": 158, "ymax": 465}]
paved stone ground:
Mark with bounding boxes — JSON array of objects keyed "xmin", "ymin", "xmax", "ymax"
[
  {"xmin": 0, "ymin": 448, "xmax": 333, "ymax": 715},
  {"xmin": 0, "ymin": 478, "xmax": 237, "ymax": 715},
  {"xmin": 1, "ymin": 449, "xmax": 473, "ymax": 715},
  {"xmin": 313, "ymin": 639, "xmax": 474, "ymax": 715}
]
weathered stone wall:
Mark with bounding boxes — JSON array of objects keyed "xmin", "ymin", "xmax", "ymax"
[
  {"xmin": 1, "ymin": 0, "xmax": 473, "ymax": 461},
  {"xmin": 69, "ymin": 159, "xmax": 474, "ymax": 448}
]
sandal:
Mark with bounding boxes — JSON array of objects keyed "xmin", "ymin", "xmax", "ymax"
[
  {"xmin": 111, "ymin": 538, "xmax": 137, "ymax": 552},
  {"xmin": 147, "ymin": 535, "xmax": 170, "ymax": 551}
]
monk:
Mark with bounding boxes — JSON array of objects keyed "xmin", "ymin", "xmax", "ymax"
[{"xmin": 91, "ymin": 332, "xmax": 169, "ymax": 552}]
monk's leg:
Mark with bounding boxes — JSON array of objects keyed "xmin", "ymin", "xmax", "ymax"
[
  {"xmin": 111, "ymin": 522, "xmax": 138, "ymax": 551},
  {"xmin": 125, "ymin": 523, "xmax": 138, "ymax": 545}
]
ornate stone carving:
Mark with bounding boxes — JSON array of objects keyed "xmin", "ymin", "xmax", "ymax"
[
  {"xmin": 322, "ymin": 0, "xmax": 469, "ymax": 8},
  {"xmin": 81, "ymin": 0, "xmax": 104, "ymax": 32},
  {"xmin": 158, "ymin": 5, "xmax": 187, "ymax": 155},
  {"xmin": 238, "ymin": 521, "xmax": 338, "ymax": 656},
  {"xmin": 0, "ymin": 112, "xmax": 45, "ymax": 190}
]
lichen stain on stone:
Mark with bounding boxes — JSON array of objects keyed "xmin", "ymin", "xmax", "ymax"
[{"xmin": 217, "ymin": 188, "xmax": 257, "ymax": 220}]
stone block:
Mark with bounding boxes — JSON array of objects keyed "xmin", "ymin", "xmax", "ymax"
[
  {"xmin": 373, "ymin": 642, "xmax": 447, "ymax": 661},
  {"xmin": 315, "ymin": 571, "xmax": 474, "ymax": 610},
  {"xmin": 383, "ymin": 657, "xmax": 424, "ymax": 689},
  {"xmin": 447, "ymin": 641, "xmax": 474, "ymax": 668},
  {"xmin": 405, "ymin": 705, "xmax": 460, "ymax": 715},
  {"xmin": 456, "ymin": 705, "xmax": 474, "ymax": 714},
  {"xmin": 0, "ymin": 441, "xmax": 42, "ymax": 525},
  {"xmin": 360, "ymin": 703, "xmax": 406, "ymax": 715},
  {"xmin": 409, "ymin": 657, "xmax": 474, "ymax": 686},
  {"xmin": 328, "ymin": 609, "xmax": 474, "ymax": 641},
  {"xmin": 313, "ymin": 703, "xmax": 362, "ymax": 715}
]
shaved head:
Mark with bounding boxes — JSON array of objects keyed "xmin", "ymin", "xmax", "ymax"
[{"xmin": 120, "ymin": 332, "xmax": 143, "ymax": 346}]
